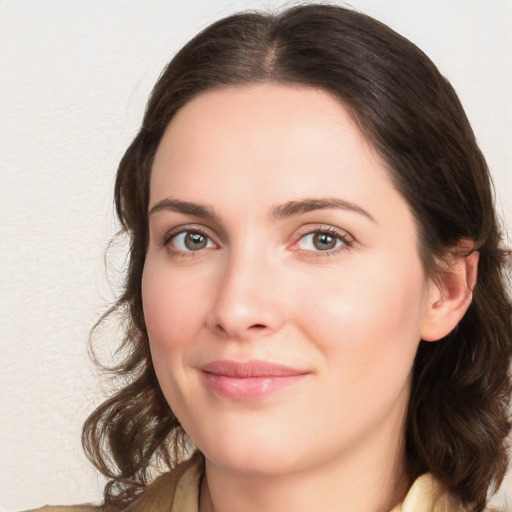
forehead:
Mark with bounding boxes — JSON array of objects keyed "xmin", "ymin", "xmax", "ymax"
[
  {"xmin": 171, "ymin": 83, "xmax": 356, "ymax": 133},
  {"xmin": 150, "ymin": 83, "xmax": 390, "ymax": 200}
]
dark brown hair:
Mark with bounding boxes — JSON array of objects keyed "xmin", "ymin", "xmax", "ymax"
[{"xmin": 82, "ymin": 4, "xmax": 512, "ymax": 511}]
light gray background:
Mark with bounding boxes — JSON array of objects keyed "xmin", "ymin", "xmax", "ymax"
[{"xmin": 1, "ymin": 0, "xmax": 511, "ymax": 510}]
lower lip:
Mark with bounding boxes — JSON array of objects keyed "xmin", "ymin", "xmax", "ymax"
[{"xmin": 201, "ymin": 373, "xmax": 307, "ymax": 400}]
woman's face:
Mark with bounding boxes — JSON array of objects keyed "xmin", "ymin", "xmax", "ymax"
[{"xmin": 142, "ymin": 84, "xmax": 435, "ymax": 476}]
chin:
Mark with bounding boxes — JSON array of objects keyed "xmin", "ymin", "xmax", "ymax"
[
  {"xmin": 193, "ymin": 425, "xmax": 306, "ymax": 476},
  {"xmin": 207, "ymin": 447, "xmax": 299, "ymax": 476}
]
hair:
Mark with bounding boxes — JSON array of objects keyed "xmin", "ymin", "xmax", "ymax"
[{"xmin": 82, "ymin": 4, "xmax": 512, "ymax": 511}]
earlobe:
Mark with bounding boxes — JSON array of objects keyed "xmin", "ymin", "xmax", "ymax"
[{"xmin": 421, "ymin": 241, "xmax": 479, "ymax": 342}]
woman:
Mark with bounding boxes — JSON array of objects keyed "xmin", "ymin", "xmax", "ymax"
[{"xmin": 32, "ymin": 4, "xmax": 511, "ymax": 512}]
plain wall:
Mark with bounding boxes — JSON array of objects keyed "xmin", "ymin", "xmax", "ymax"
[{"xmin": 1, "ymin": 0, "xmax": 511, "ymax": 510}]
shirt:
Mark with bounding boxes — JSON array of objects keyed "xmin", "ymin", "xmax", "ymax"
[{"xmin": 26, "ymin": 452, "xmax": 470, "ymax": 512}]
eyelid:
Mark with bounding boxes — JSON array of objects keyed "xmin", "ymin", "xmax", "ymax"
[
  {"xmin": 161, "ymin": 224, "xmax": 219, "ymax": 249},
  {"xmin": 289, "ymin": 224, "xmax": 354, "ymax": 255}
]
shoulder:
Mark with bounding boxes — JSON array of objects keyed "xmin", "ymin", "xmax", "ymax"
[
  {"xmin": 122, "ymin": 451, "xmax": 203, "ymax": 512},
  {"xmin": 22, "ymin": 507, "xmax": 101, "ymax": 512},
  {"xmin": 392, "ymin": 473, "xmax": 468, "ymax": 512},
  {"xmin": 23, "ymin": 452, "xmax": 204, "ymax": 512},
  {"xmin": 392, "ymin": 473, "xmax": 501, "ymax": 512}
]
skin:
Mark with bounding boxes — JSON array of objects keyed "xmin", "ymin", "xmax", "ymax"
[{"xmin": 142, "ymin": 84, "xmax": 475, "ymax": 512}]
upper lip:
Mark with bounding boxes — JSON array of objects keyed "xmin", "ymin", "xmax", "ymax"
[{"xmin": 200, "ymin": 360, "xmax": 308, "ymax": 378}]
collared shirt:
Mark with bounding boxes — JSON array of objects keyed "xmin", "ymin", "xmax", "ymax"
[{"xmin": 27, "ymin": 452, "xmax": 471, "ymax": 512}]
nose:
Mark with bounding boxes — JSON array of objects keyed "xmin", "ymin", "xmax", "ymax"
[{"xmin": 206, "ymin": 248, "xmax": 286, "ymax": 340}]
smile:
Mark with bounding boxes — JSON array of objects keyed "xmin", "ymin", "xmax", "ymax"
[{"xmin": 199, "ymin": 360, "xmax": 310, "ymax": 400}]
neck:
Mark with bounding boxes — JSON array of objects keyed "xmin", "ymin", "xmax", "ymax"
[{"xmin": 199, "ymin": 419, "xmax": 411, "ymax": 512}]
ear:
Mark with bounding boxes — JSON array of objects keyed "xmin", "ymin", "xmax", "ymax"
[{"xmin": 421, "ymin": 240, "xmax": 479, "ymax": 342}]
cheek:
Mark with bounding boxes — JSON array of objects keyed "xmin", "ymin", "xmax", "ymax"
[
  {"xmin": 141, "ymin": 260, "xmax": 211, "ymax": 417},
  {"xmin": 295, "ymin": 256, "xmax": 428, "ymax": 384},
  {"xmin": 141, "ymin": 262, "xmax": 201, "ymax": 387},
  {"xmin": 142, "ymin": 259, "xmax": 209, "ymax": 347}
]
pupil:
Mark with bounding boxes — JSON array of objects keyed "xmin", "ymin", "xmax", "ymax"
[
  {"xmin": 314, "ymin": 232, "xmax": 336, "ymax": 250},
  {"xmin": 185, "ymin": 232, "xmax": 207, "ymax": 250}
]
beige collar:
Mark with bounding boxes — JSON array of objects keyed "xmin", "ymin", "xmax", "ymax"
[{"xmin": 133, "ymin": 453, "xmax": 466, "ymax": 512}]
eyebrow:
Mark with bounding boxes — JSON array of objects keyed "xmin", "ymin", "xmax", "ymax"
[
  {"xmin": 148, "ymin": 198, "xmax": 216, "ymax": 218},
  {"xmin": 148, "ymin": 196, "xmax": 375, "ymax": 223},
  {"xmin": 270, "ymin": 197, "xmax": 375, "ymax": 222}
]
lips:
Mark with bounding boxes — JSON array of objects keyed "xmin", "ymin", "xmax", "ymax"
[{"xmin": 199, "ymin": 360, "xmax": 309, "ymax": 400}]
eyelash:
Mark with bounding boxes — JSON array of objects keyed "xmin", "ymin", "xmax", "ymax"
[
  {"xmin": 162, "ymin": 226, "xmax": 215, "ymax": 256},
  {"xmin": 291, "ymin": 226, "xmax": 353, "ymax": 257},
  {"xmin": 161, "ymin": 225, "xmax": 353, "ymax": 257}
]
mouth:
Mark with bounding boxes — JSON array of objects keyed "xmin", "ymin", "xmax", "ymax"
[{"xmin": 199, "ymin": 360, "xmax": 310, "ymax": 401}]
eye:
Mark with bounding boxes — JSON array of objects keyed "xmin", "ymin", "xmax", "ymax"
[
  {"xmin": 167, "ymin": 230, "xmax": 215, "ymax": 252},
  {"xmin": 295, "ymin": 227, "xmax": 352, "ymax": 254}
]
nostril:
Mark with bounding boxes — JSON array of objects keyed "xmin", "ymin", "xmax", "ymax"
[
  {"xmin": 214, "ymin": 324, "xmax": 227, "ymax": 335},
  {"xmin": 250, "ymin": 324, "xmax": 266, "ymax": 330}
]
